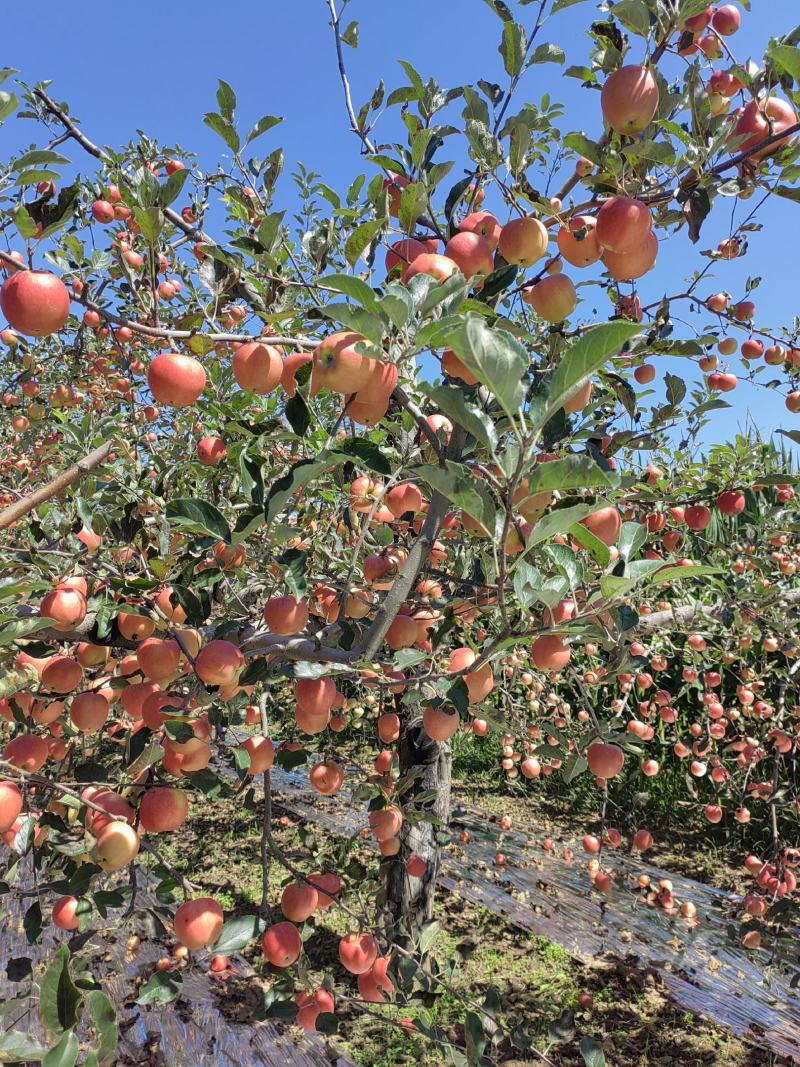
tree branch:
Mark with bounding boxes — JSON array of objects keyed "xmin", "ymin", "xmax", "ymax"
[
  {"xmin": 325, "ymin": 0, "xmax": 376, "ymax": 154},
  {"xmin": 0, "ymin": 440, "xmax": 115, "ymax": 532}
]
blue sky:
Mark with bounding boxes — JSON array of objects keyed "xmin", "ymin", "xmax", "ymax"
[{"xmin": 4, "ymin": 0, "xmax": 799, "ymax": 453}]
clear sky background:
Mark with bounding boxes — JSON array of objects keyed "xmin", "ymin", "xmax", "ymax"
[{"xmin": 3, "ymin": 0, "xmax": 799, "ymax": 456}]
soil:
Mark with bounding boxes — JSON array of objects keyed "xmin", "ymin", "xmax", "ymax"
[{"xmin": 157, "ymin": 789, "xmax": 790, "ymax": 1067}]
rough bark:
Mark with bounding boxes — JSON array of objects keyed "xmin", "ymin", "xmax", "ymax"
[{"xmin": 381, "ymin": 707, "xmax": 452, "ymax": 942}]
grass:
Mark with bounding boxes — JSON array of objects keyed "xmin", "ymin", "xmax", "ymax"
[{"xmin": 156, "ymin": 790, "xmax": 782, "ymax": 1067}]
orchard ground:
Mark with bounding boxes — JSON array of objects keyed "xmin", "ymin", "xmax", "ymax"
[{"xmin": 153, "ymin": 755, "xmax": 785, "ymax": 1067}]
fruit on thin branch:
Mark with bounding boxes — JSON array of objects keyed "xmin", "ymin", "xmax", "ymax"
[
  {"xmin": 262, "ymin": 921, "xmax": 302, "ymax": 967},
  {"xmin": 139, "ymin": 787, "xmax": 189, "ymax": 832},
  {"xmin": 310, "ymin": 758, "xmax": 344, "ymax": 795},
  {"xmin": 498, "ymin": 217, "xmax": 548, "ymax": 267},
  {"xmin": 338, "ymin": 931, "xmax": 378, "ymax": 974},
  {"xmin": 310, "ymin": 331, "xmax": 374, "ymax": 395},
  {"xmin": 601, "ymin": 65, "xmax": 659, "ymax": 135},
  {"xmin": 358, "ymin": 957, "xmax": 395, "ymax": 1002},
  {"xmin": 586, "ymin": 743, "xmax": 625, "ymax": 779},
  {"xmin": 441, "ymin": 348, "xmax": 478, "ymax": 385},
  {"xmin": 238, "ymin": 735, "xmax": 275, "ymax": 775},
  {"xmin": 580, "ymin": 506, "xmax": 621, "ymax": 545},
  {"xmin": 174, "ymin": 897, "xmax": 224, "ymax": 949},
  {"xmin": 232, "ymin": 341, "xmax": 282, "ymax": 394},
  {"xmin": 401, "ymin": 253, "xmax": 459, "ymax": 285},
  {"xmin": 447, "ymin": 647, "xmax": 494, "ymax": 703},
  {"xmin": 385, "ymin": 237, "xmax": 428, "ymax": 273},
  {"xmin": 596, "ymin": 197, "xmax": 653, "ymax": 254},
  {"xmin": 40, "ymin": 584, "xmax": 87, "ymax": 631},
  {"xmin": 281, "ymin": 882, "xmax": 319, "ymax": 922},
  {"xmin": 52, "ymin": 896, "xmax": 81, "ymax": 931},
  {"xmin": 732, "ymin": 97, "xmax": 798, "ymax": 160},
  {"xmin": 197, "ymin": 436, "xmax": 227, "ymax": 466},
  {"xmin": 3, "ymin": 729, "xmax": 49, "ymax": 772},
  {"xmin": 603, "ymin": 231, "xmax": 658, "ymax": 281},
  {"xmin": 281, "ymin": 351, "xmax": 312, "ymax": 396},
  {"xmin": 443, "ymin": 232, "xmax": 494, "ymax": 281},
  {"xmin": 712, "ymin": 4, "xmax": 741, "ymax": 35},
  {"xmin": 522, "ymin": 274, "xmax": 577, "ymax": 322},
  {"xmin": 93, "ymin": 821, "xmax": 140, "ymax": 871},
  {"xmin": 0, "ymin": 271, "xmax": 70, "ymax": 337},
  {"xmin": 147, "ymin": 352, "xmax": 206, "ymax": 407},
  {"xmin": 70, "ymin": 691, "xmax": 109, "ymax": 732},
  {"xmin": 296, "ymin": 989, "xmax": 335, "ymax": 1030},
  {"xmin": 531, "ymin": 634, "xmax": 571, "ymax": 671},
  {"xmin": 0, "ymin": 781, "xmax": 23, "ymax": 832},
  {"xmin": 194, "ymin": 640, "xmax": 245, "ymax": 686},
  {"xmin": 263, "ymin": 596, "xmax": 309, "ymax": 635},
  {"xmin": 423, "ymin": 705, "xmax": 460, "ymax": 741},
  {"xmin": 136, "ymin": 637, "xmax": 181, "ymax": 682},
  {"xmin": 458, "ymin": 211, "xmax": 501, "ymax": 251},
  {"xmin": 557, "ymin": 217, "xmax": 601, "ymax": 267}
]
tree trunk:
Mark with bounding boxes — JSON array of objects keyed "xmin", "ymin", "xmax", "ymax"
[{"xmin": 380, "ymin": 708, "xmax": 452, "ymax": 943}]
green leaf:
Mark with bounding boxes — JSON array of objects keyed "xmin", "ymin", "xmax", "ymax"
[
  {"xmin": 518, "ymin": 502, "xmax": 608, "ymax": 553},
  {"xmin": 341, "ymin": 20, "xmax": 359, "ymax": 47},
  {"xmin": 419, "ymin": 919, "xmax": 440, "ymax": 955},
  {"xmin": 284, "ymin": 395, "xmax": 310, "ymax": 437},
  {"xmin": 14, "ymin": 204, "xmax": 37, "ymax": 238},
  {"xmin": 203, "ymin": 111, "xmax": 240, "ymax": 153},
  {"xmin": 570, "ymin": 520, "xmax": 611, "ymax": 568},
  {"xmin": 136, "ymin": 970, "xmax": 181, "ymax": 1006},
  {"xmin": 513, "ymin": 560, "xmax": 541, "ymax": 608},
  {"xmin": 42, "ymin": 1030, "xmax": 78, "ymax": 1067},
  {"xmin": 40, "ymin": 947, "xmax": 83, "ymax": 1037},
  {"xmin": 768, "ymin": 44, "xmax": 800, "ymax": 84},
  {"xmin": 335, "ymin": 438, "xmax": 393, "ymax": 476},
  {"xmin": 618, "ymin": 521, "xmax": 646, "ymax": 563},
  {"xmin": 15, "ymin": 169, "xmax": 62, "ymax": 187},
  {"xmin": 499, "ymin": 22, "xmax": 526, "ymax": 76},
  {"xmin": 24, "ymin": 901, "xmax": 42, "ymax": 943},
  {"xmin": 552, "ymin": 0, "xmax": 587, "ymax": 10},
  {"xmin": 563, "ymin": 132, "xmax": 603, "ymax": 166},
  {"xmin": 664, "ymin": 372, "xmax": 687, "ymax": 408},
  {"xmin": 13, "ymin": 149, "xmax": 70, "ymax": 171},
  {"xmin": 345, "ymin": 219, "xmax": 384, "ymax": 267},
  {"xmin": 214, "ymin": 914, "xmax": 266, "ymax": 954},
  {"xmin": 87, "ymin": 989, "xmax": 117, "ymax": 1065},
  {"xmin": 255, "ymin": 210, "xmax": 284, "ymax": 252},
  {"xmin": 448, "ymin": 314, "xmax": 528, "ymax": 425},
  {"xmin": 415, "ymin": 461, "xmax": 497, "ymax": 534},
  {"xmin": 532, "ymin": 322, "xmax": 641, "ymax": 432},
  {"xmin": 216, "ymin": 79, "xmax": 237, "ymax": 121},
  {"xmin": 0, "ymin": 616, "xmax": 58, "ymax": 646},
  {"xmin": 529, "ymin": 43, "xmax": 565, "ymax": 65},
  {"xmin": 126, "ymin": 743, "xmax": 165, "ymax": 776},
  {"xmin": 245, "ymin": 113, "xmax": 282, "ymax": 145},
  {"xmin": 580, "ymin": 1035, "xmax": 606, "ymax": 1067},
  {"xmin": 166, "ymin": 499, "xmax": 231, "ymax": 543},
  {"xmin": 611, "ymin": 0, "xmax": 651, "ymax": 36},
  {"xmin": 264, "ymin": 451, "xmax": 351, "ymax": 525},
  {"xmin": 421, "ymin": 384, "xmax": 498, "ymax": 453},
  {"xmin": 0, "ymin": 1029, "xmax": 47, "ymax": 1062},
  {"xmin": 644, "ymin": 564, "xmax": 720, "ymax": 584},
  {"xmin": 320, "ymin": 273, "xmax": 379, "ymax": 311},
  {"xmin": 0, "ymin": 91, "xmax": 18, "ymax": 123},
  {"xmin": 398, "ymin": 180, "xmax": 429, "ymax": 234},
  {"xmin": 131, "ymin": 206, "xmax": 162, "ymax": 245},
  {"xmin": 158, "ymin": 167, "xmax": 190, "ymax": 208},
  {"xmin": 524, "ymin": 456, "xmax": 619, "ymax": 494}
]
